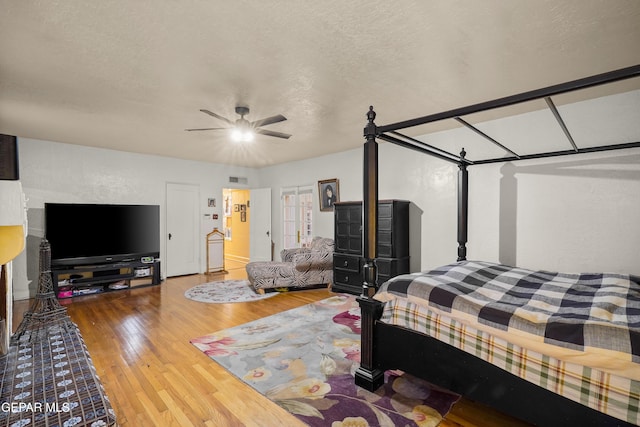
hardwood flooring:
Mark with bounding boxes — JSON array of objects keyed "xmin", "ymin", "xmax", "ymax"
[{"xmin": 12, "ymin": 265, "xmax": 530, "ymax": 426}]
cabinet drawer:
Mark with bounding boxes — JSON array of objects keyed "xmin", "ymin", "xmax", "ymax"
[
  {"xmin": 377, "ymin": 231, "xmax": 392, "ymax": 257},
  {"xmin": 333, "ymin": 254, "xmax": 360, "ymax": 272},
  {"xmin": 332, "ymin": 282, "xmax": 362, "ymax": 295},
  {"xmin": 378, "ymin": 217, "xmax": 393, "ymax": 231},
  {"xmin": 377, "ymin": 244, "xmax": 393, "ymax": 258},
  {"xmin": 378, "ymin": 203, "xmax": 393, "ymax": 218},
  {"xmin": 334, "ymin": 270, "xmax": 363, "ymax": 287}
]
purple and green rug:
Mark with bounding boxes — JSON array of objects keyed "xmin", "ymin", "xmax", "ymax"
[{"xmin": 191, "ymin": 294, "xmax": 459, "ymax": 426}]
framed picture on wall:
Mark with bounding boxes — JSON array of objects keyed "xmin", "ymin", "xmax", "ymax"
[
  {"xmin": 318, "ymin": 178, "xmax": 339, "ymax": 212},
  {"xmin": 224, "ymin": 195, "xmax": 232, "ymax": 217}
]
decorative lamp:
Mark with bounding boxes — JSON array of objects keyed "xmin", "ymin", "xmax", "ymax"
[{"xmin": 0, "ymin": 181, "xmax": 27, "ymax": 265}]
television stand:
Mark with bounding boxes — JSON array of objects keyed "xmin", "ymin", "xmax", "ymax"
[{"xmin": 51, "ymin": 260, "xmax": 161, "ymax": 299}]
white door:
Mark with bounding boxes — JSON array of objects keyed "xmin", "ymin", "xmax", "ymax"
[
  {"xmin": 166, "ymin": 183, "xmax": 200, "ymax": 276},
  {"xmin": 249, "ymin": 188, "xmax": 272, "ymax": 262}
]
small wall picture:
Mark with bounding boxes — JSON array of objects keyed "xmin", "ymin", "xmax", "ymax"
[
  {"xmin": 208, "ymin": 198, "xmax": 216, "ymax": 207},
  {"xmin": 318, "ymin": 178, "xmax": 339, "ymax": 211},
  {"xmin": 240, "ymin": 211, "xmax": 246, "ymax": 222},
  {"xmin": 240, "ymin": 204, "xmax": 246, "ymax": 212},
  {"xmin": 234, "ymin": 204, "xmax": 240, "ymax": 212},
  {"xmin": 224, "ymin": 194, "xmax": 232, "ymax": 217}
]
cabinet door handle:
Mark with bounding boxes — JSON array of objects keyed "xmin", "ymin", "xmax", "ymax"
[
  {"xmin": 344, "ymin": 276, "xmax": 348, "ymax": 282},
  {"xmin": 343, "ymin": 260, "xmax": 349, "ymax": 267}
]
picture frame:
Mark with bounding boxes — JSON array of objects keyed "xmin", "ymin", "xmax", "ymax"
[
  {"xmin": 234, "ymin": 204, "xmax": 240, "ymax": 212},
  {"xmin": 240, "ymin": 211, "xmax": 246, "ymax": 222},
  {"xmin": 224, "ymin": 195, "xmax": 232, "ymax": 217},
  {"xmin": 318, "ymin": 178, "xmax": 339, "ymax": 212}
]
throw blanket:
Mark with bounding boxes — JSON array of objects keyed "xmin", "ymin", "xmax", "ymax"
[{"xmin": 376, "ymin": 261, "xmax": 640, "ymax": 362}]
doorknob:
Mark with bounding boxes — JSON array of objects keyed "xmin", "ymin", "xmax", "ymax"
[{"xmin": 168, "ymin": 233, "xmax": 172, "ymax": 240}]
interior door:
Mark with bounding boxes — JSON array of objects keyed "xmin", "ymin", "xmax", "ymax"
[
  {"xmin": 249, "ymin": 187, "xmax": 272, "ymax": 262},
  {"xmin": 166, "ymin": 182, "xmax": 200, "ymax": 276}
]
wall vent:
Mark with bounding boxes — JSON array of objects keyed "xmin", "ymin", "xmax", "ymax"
[{"xmin": 229, "ymin": 176, "xmax": 248, "ymax": 185}]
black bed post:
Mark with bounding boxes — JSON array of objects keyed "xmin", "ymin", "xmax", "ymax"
[
  {"xmin": 361, "ymin": 105, "xmax": 378, "ymax": 299},
  {"xmin": 458, "ymin": 149, "xmax": 468, "ymax": 261},
  {"xmin": 355, "ymin": 106, "xmax": 385, "ymax": 392}
]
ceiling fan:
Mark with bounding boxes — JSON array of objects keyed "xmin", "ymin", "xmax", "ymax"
[{"xmin": 185, "ymin": 106, "xmax": 291, "ymax": 141}]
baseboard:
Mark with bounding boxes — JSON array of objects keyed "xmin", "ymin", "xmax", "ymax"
[{"xmin": 225, "ymin": 254, "xmax": 250, "ymax": 263}]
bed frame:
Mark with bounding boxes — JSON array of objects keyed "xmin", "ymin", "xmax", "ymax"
[{"xmin": 355, "ymin": 65, "xmax": 640, "ymax": 427}]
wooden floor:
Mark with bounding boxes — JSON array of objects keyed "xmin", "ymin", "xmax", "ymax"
[{"xmin": 12, "ymin": 264, "xmax": 530, "ymax": 427}]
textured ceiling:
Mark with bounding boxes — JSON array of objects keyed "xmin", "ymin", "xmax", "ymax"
[{"xmin": 1, "ymin": 1, "xmax": 640, "ymax": 168}]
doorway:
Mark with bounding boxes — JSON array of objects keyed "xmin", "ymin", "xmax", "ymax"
[
  {"xmin": 222, "ymin": 188, "xmax": 250, "ymax": 273},
  {"xmin": 222, "ymin": 187, "xmax": 273, "ymax": 273}
]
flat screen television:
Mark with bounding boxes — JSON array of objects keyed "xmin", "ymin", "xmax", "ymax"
[{"xmin": 45, "ymin": 203, "xmax": 160, "ymax": 267}]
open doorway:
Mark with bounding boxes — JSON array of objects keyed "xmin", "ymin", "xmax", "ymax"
[{"xmin": 222, "ymin": 188, "xmax": 251, "ymax": 273}]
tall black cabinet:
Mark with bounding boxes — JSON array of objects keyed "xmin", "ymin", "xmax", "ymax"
[{"xmin": 333, "ymin": 200, "xmax": 410, "ymax": 295}]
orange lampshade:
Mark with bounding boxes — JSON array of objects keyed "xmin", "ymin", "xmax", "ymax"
[{"xmin": 0, "ymin": 225, "xmax": 25, "ymax": 265}]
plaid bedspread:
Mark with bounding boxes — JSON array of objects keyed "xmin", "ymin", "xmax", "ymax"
[
  {"xmin": 377, "ymin": 261, "xmax": 640, "ymax": 362},
  {"xmin": 377, "ymin": 296, "xmax": 640, "ymax": 424}
]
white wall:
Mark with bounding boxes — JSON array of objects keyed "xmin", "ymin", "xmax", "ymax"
[
  {"xmin": 258, "ymin": 141, "xmax": 463, "ymax": 270},
  {"xmin": 467, "ymin": 150, "xmax": 640, "ymax": 274},
  {"xmin": 260, "ymin": 143, "xmax": 640, "ymax": 276},
  {"xmin": 257, "ymin": 148, "xmax": 363, "ymax": 260},
  {"xmin": 14, "ymin": 138, "xmax": 258, "ymax": 300},
  {"xmin": 14, "ymin": 136, "xmax": 640, "ymax": 300}
]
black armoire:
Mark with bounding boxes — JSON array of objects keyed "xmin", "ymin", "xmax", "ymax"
[{"xmin": 333, "ymin": 200, "xmax": 410, "ymax": 294}]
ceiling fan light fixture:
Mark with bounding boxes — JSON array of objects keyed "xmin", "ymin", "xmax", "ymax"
[
  {"xmin": 231, "ymin": 128, "xmax": 254, "ymax": 142},
  {"xmin": 188, "ymin": 105, "xmax": 290, "ymax": 140}
]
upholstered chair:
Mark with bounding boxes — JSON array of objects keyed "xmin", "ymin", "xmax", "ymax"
[{"xmin": 246, "ymin": 237, "xmax": 334, "ymax": 294}]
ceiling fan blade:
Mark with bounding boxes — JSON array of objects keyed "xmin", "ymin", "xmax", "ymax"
[
  {"xmin": 250, "ymin": 114, "xmax": 287, "ymax": 128},
  {"xmin": 255, "ymin": 128, "xmax": 292, "ymax": 139},
  {"xmin": 200, "ymin": 109, "xmax": 233, "ymax": 124},
  {"xmin": 185, "ymin": 127, "xmax": 226, "ymax": 131}
]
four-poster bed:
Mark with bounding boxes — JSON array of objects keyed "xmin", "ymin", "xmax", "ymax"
[{"xmin": 355, "ymin": 64, "xmax": 640, "ymax": 427}]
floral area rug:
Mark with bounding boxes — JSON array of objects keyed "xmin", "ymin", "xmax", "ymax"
[
  {"xmin": 191, "ymin": 295, "xmax": 460, "ymax": 426},
  {"xmin": 184, "ymin": 279, "xmax": 277, "ymax": 303}
]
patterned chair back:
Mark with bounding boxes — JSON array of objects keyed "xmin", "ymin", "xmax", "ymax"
[{"xmin": 310, "ymin": 237, "xmax": 334, "ymax": 253}]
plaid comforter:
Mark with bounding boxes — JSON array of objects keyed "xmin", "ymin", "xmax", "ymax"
[{"xmin": 377, "ymin": 261, "xmax": 640, "ymax": 362}]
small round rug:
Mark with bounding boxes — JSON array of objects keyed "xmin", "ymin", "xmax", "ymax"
[{"xmin": 184, "ymin": 279, "xmax": 278, "ymax": 303}]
